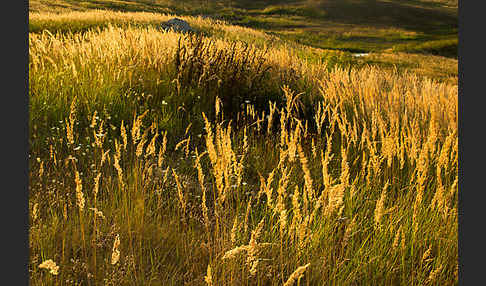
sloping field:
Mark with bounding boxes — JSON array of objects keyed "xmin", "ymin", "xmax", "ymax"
[{"xmin": 29, "ymin": 7, "xmax": 457, "ymax": 286}]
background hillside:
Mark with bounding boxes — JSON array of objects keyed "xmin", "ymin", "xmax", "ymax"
[{"xmin": 30, "ymin": 0, "xmax": 458, "ymax": 81}]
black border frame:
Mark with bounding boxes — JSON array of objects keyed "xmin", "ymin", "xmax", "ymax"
[{"xmin": 14, "ymin": 0, "xmax": 471, "ymax": 285}]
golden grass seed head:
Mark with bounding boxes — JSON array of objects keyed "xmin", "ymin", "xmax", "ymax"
[
  {"xmin": 74, "ymin": 170, "xmax": 85, "ymax": 211},
  {"xmin": 172, "ymin": 169, "xmax": 186, "ymax": 214},
  {"xmin": 120, "ymin": 120, "xmax": 128, "ymax": 150},
  {"xmin": 393, "ymin": 226, "xmax": 402, "ymax": 249},
  {"xmin": 39, "ymin": 259, "xmax": 59, "ymax": 275},
  {"xmin": 222, "ymin": 245, "xmax": 249, "ymax": 260},
  {"xmin": 204, "ymin": 264, "xmax": 213, "ymax": 286},
  {"xmin": 111, "ymin": 234, "xmax": 121, "ymax": 265},
  {"xmin": 158, "ymin": 131, "xmax": 167, "ymax": 168},
  {"xmin": 145, "ymin": 132, "xmax": 159, "ymax": 158},
  {"xmin": 283, "ymin": 263, "xmax": 311, "ymax": 286},
  {"xmin": 427, "ymin": 265, "xmax": 443, "ymax": 283},
  {"xmin": 89, "ymin": 207, "xmax": 105, "ymax": 220},
  {"xmin": 135, "ymin": 129, "xmax": 148, "ymax": 158},
  {"xmin": 93, "ymin": 172, "xmax": 101, "ymax": 200},
  {"xmin": 374, "ymin": 182, "xmax": 389, "ymax": 228},
  {"xmin": 32, "ymin": 202, "xmax": 39, "ymax": 222},
  {"xmin": 421, "ymin": 245, "xmax": 433, "ymax": 264}
]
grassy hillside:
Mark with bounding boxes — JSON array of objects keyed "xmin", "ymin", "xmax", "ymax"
[
  {"xmin": 28, "ymin": 2, "xmax": 458, "ymax": 286},
  {"xmin": 30, "ymin": 0, "xmax": 458, "ymax": 57}
]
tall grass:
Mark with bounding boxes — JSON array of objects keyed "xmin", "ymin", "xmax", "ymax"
[{"xmin": 29, "ymin": 11, "xmax": 457, "ymax": 286}]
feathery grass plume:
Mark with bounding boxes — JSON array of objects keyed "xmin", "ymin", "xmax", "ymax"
[
  {"xmin": 145, "ymin": 132, "xmax": 159, "ymax": 158},
  {"xmin": 184, "ymin": 123, "xmax": 192, "ymax": 137},
  {"xmin": 120, "ymin": 120, "xmax": 128, "ymax": 151},
  {"xmin": 339, "ymin": 142, "xmax": 350, "ymax": 189},
  {"xmin": 89, "ymin": 207, "xmax": 105, "ymax": 219},
  {"xmin": 215, "ymin": 96, "xmax": 222, "ymax": 118},
  {"xmin": 247, "ymin": 217, "xmax": 265, "ymax": 276},
  {"xmin": 158, "ymin": 131, "xmax": 167, "ymax": 168},
  {"xmin": 438, "ymin": 131, "xmax": 455, "ymax": 170},
  {"xmin": 65, "ymin": 95, "xmax": 77, "ymax": 145},
  {"xmin": 252, "ymin": 218, "xmax": 265, "ymax": 243},
  {"xmin": 310, "ymin": 186, "xmax": 327, "ymax": 226},
  {"xmin": 282, "ymin": 85, "xmax": 302, "ymax": 117},
  {"xmin": 367, "ymin": 135, "xmax": 383, "ymax": 182},
  {"xmin": 222, "ymin": 245, "xmax": 249, "ymax": 260},
  {"xmin": 94, "ymin": 120, "xmax": 106, "ymax": 149},
  {"xmin": 93, "ymin": 172, "xmax": 101, "ymax": 201},
  {"xmin": 172, "ymin": 169, "xmax": 186, "ymax": 216},
  {"xmin": 382, "ymin": 134, "xmax": 395, "ymax": 168},
  {"xmin": 325, "ymin": 184, "xmax": 345, "ymax": 216},
  {"xmin": 449, "ymin": 177, "xmax": 458, "ymax": 201},
  {"xmin": 258, "ymin": 169, "xmax": 275, "ymax": 208},
  {"xmin": 283, "ymin": 263, "xmax": 311, "ymax": 286},
  {"xmin": 135, "ymin": 129, "xmax": 149, "ymax": 158},
  {"xmin": 421, "ymin": 245, "xmax": 433, "ymax": 264},
  {"xmin": 100, "ymin": 149, "xmax": 110, "ymax": 167},
  {"xmin": 290, "ymin": 186, "xmax": 302, "ymax": 239},
  {"xmin": 63, "ymin": 203, "xmax": 68, "ymax": 221},
  {"xmin": 374, "ymin": 181, "xmax": 389, "ymax": 228},
  {"xmin": 399, "ymin": 134, "xmax": 406, "ymax": 170},
  {"xmin": 321, "ymin": 138, "xmax": 334, "ymax": 192},
  {"xmin": 242, "ymin": 126, "xmax": 249, "ymax": 155},
  {"xmin": 298, "ymin": 143, "xmax": 315, "ymax": 202},
  {"xmin": 161, "ymin": 166, "xmax": 170, "ymax": 186},
  {"xmin": 204, "ymin": 264, "xmax": 213, "ymax": 286},
  {"xmin": 256, "ymin": 111, "xmax": 264, "ymax": 132},
  {"xmin": 202, "ymin": 113, "xmax": 218, "ymax": 167},
  {"xmin": 297, "ymin": 215, "xmax": 310, "ymax": 250},
  {"xmin": 49, "ymin": 144, "xmax": 55, "ymax": 162},
  {"xmin": 113, "ymin": 140, "xmax": 125, "ymax": 190},
  {"xmin": 175, "ymin": 137, "xmax": 189, "ymax": 152},
  {"xmin": 32, "ymin": 202, "xmax": 39, "ymax": 222},
  {"xmin": 38, "ymin": 161, "xmax": 44, "ymax": 178},
  {"xmin": 74, "ymin": 169, "xmax": 85, "ymax": 211},
  {"xmin": 314, "ymin": 101, "xmax": 326, "ymax": 135},
  {"xmin": 39, "ymin": 259, "xmax": 59, "ymax": 275},
  {"xmin": 431, "ymin": 167, "xmax": 446, "ymax": 211},
  {"xmin": 195, "ymin": 149, "xmax": 210, "ymax": 233},
  {"xmin": 287, "ymin": 125, "xmax": 300, "ymax": 163},
  {"xmin": 400, "ymin": 226, "xmax": 407, "ymax": 252},
  {"xmin": 275, "ymin": 166, "xmax": 291, "ymax": 212},
  {"xmin": 90, "ymin": 110, "xmax": 98, "ymax": 129},
  {"xmin": 393, "ymin": 225, "xmax": 402, "ymax": 249},
  {"xmin": 428, "ymin": 265, "xmax": 443, "ymax": 283},
  {"xmin": 111, "ymin": 234, "xmax": 120, "ymax": 265},
  {"xmin": 184, "ymin": 135, "xmax": 191, "ymax": 157},
  {"xmin": 131, "ymin": 110, "xmax": 149, "ymax": 145}
]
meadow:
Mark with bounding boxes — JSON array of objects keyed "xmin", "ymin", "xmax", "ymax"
[{"xmin": 29, "ymin": 1, "xmax": 458, "ymax": 285}]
